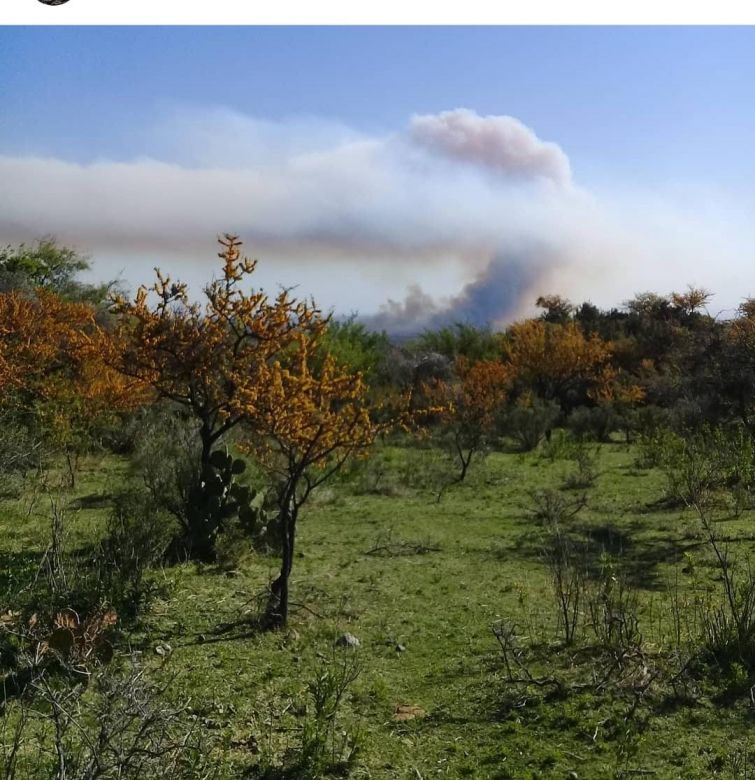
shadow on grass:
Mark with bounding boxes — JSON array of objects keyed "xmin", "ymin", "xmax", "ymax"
[
  {"xmin": 67, "ymin": 492, "xmax": 113, "ymax": 510},
  {"xmin": 0, "ymin": 549, "xmax": 44, "ymax": 593},
  {"xmin": 511, "ymin": 518, "xmax": 696, "ymax": 590}
]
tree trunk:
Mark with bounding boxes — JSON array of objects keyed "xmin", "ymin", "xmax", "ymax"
[
  {"xmin": 459, "ymin": 453, "xmax": 471, "ymax": 482},
  {"xmin": 265, "ymin": 490, "xmax": 297, "ymax": 628},
  {"xmin": 65, "ymin": 449, "xmax": 77, "ymax": 489},
  {"xmin": 199, "ymin": 419, "xmax": 214, "ymax": 470},
  {"xmin": 181, "ymin": 416, "xmax": 217, "ymax": 561}
]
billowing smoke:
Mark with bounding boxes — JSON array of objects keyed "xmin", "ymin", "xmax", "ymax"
[
  {"xmin": 366, "ymin": 248, "xmax": 547, "ymax": 336},
  {"xmin": 409, "ymin": 109, "xmax": 572, "ymax": 187},
  {"xmin": 0, "ymin": 107, "xmax": 750, "ymax": 332}
]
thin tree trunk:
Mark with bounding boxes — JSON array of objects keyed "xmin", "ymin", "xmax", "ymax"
[
  {"xmin": 183, "ymin": 416, "xmax": 218, "ymax": 561},
  {"xmin": 266, "ymin": 490, "xmax": 297, "ymax": 628},
  {"xmin": 199, "ymin": 419, "xmax": 213, "ymax": 470},
  {"xmin": 65, "ymin": 449, "xmax": 77, "ymax": 490}
]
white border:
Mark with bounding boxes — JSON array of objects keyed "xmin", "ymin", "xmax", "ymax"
[{"xmin": 3, "ymin": 0, "xmax": 755, "ymax": 26}]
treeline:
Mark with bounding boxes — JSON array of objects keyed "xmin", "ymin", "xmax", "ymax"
[{"xmin": 330, "ymin": 287, "xmax": 755, "ymax": 443}]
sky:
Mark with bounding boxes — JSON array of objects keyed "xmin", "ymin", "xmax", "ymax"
[{"xmin": 1, "ymin": 26, "xmax": 755, "ymax": 330}]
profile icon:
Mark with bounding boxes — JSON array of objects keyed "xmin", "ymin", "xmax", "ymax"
[{"xmin": 38, "ymin": 0, "xmax": 71, "ymax": 5}]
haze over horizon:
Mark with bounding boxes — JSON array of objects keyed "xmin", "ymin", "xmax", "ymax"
[{"xmin": 2, "ymin": 26, "xmax": 754, "ymax": 332}]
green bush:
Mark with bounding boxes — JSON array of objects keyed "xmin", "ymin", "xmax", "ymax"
[
  {"xmin": 96, "ymin": 489, "xmax": 176, "ymax": 618},
  {"xmin": 502, "ymin": 398, "xmax": 560, "ymax": 452},
  {"xmin": 566, "ymin": 404, "xmax": 617, "ymax": 443}
]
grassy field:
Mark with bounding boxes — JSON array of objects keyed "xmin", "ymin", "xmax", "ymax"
[{"xmin": 4, "ymin": 439, "xmax": 755, "ymax": 778}]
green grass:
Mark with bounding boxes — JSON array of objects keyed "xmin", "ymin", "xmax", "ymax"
[{"xmin": 4, "ymin": 440, "xmax": 755, "ymax": 778}]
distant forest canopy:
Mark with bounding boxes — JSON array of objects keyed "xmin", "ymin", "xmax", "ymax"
[{"xmin": 3, "ymin": 236, "xmax": 755, "ymax": 446}]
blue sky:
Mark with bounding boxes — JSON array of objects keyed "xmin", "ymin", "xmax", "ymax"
[{"xmin": 1, "ymin": 26, "xmax": 754, "ymax": 327}]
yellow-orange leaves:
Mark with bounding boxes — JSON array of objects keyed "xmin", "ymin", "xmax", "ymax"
[
  {"xmin": 0, "ymin": 289, "xmax": 138, "ymax": 423},
  {"xmin": 422, "ymin": 357, "xmax": 510, "ymax": 483},
  {"xmin": 503, "ymin": 319, "xmax": 616, "ymax": 403},
  {"xmin": 429, "ymin": 357, "xmax": 510, "ymax": 432},
  {"xmin": 110, "ymin": 235, "xmax": 327, "ymax": 455},
  {"xmin": 234, "ymin": 332, "xmax": 377, "ymax": 484}
]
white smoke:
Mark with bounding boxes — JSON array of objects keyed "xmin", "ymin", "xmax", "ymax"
[
  {"xmin": 0, "ymin": 107, "xmax": 751, "ymax": 331},
  {"xmin": 409, "ymin": 108, "xmax": 572, "ymax": 187}
]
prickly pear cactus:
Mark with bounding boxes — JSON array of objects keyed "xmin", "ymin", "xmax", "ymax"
[{"xmin": 186, "ymin": 448, "xmax": 269, "ymax": 557}]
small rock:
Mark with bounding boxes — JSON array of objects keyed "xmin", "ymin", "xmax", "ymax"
[
  {"xmin": 566, "ymin": 772, "xmax": 579, "ymax": 780},
  {"xmin": 335, "ymin": 633, "xmax": 361, "ymax": 648}
]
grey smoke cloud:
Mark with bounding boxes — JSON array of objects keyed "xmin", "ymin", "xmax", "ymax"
[
  {"xmin": 0, "ymin": 107, "xmax": 751, "ymax": 333},
  {"xmin": 409, "ymin": 109, "xmax": 572, "ymax": 187},
  {"xmin": 366, "ymin": 252, "xmax": 544, "ymax": 336}
]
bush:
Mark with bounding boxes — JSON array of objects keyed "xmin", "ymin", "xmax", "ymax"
[
  {"xmin": 566, "ymin": 404, "xmax": 617, "ymax": 443},
  {"xmin": 542, "ymin": 527, "xmax": 587, "ymax": 645},
  {"xmin": 647, "ymin": 425, "xmax": 755, "ymax": 509},
  {"xmin": 128, "ymin": 404, "xmax": 271, "ymax": 561},
  {"xmin": 128, "ymin": 402, "xmax": 202, "ymax": 527},
  {"xmin": 529, "ymin": 488, "xmax": 587, "ymax": 526},
  {"xmin": 259, "ymin": 653, "xmax": 362, "ymax": 779},
  {"xmin": 561, "ymin": 442, "xmax": 599, "ymax": 490},
  {"xmin": 1, "ymin": 659, "xmax": 215, "ymax": 779},
  {"xmin": 502, "ymin": 398, "xmax": 560, "ymax": 452},
  {"xmin": 698, "ymin": 564, "xmax": 755, "ymax": 675},
  {"xmin": 586, "ymin": 557, "xmax": 642, "ymax": 655},
  {"xmin": 96, "ymin": 489, "xmax": 176, "ymax": 618},
  {"xmin": 633, "ymin": 404, "xmax": 671, "ymax": 439},
  {"xmin": 0, "ymin": 415, "xmax": 43, "ymax": 495}
]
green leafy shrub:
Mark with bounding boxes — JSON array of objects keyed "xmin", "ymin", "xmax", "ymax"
[
  {"xmin": 502, "ymin": 398, "xmax": 560, "ymax": 452},
  {"xmin": 566, "ymin": 404, "xmax": 618, "ymax": 442},
  {"xmin": 96, "ymin": 489, "xmax": 176, "ymax": 618}
]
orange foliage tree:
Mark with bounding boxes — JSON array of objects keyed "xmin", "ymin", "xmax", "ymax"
[
  {"xmin": 110, "ymin": 236, "xmax": 325, "ymax": 472},
  {"xmin": 0, "ymin": 289, "xmax": 139, "ymax": 483},
  {"xmin": 424, "ymin": 357, "xmax": 510, "ymax": 488},
  {"xmin": 110, "ymin": 235, "xmax": 329, "ymax": 558},
  {"xmin": 233, "ymin": 332, "xmax": 380, "ymax": 626},
  {"xmin": 502, "ymin": 319, "xmax": 617, "ymax": 410}
]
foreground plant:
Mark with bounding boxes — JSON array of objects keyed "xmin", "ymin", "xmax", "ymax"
[
  {"xmin": 234, "ymin": 334, "xmax": 380, "ymax": 627},
  {"xmin": 110, "ymin": 235, "xmax": 326, "ymax": 559}
]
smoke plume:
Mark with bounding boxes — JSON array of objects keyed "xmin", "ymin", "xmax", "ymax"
[
  {"xmin": 0, "ymin": 107, "xmax": 751, "ymax": 332},
  {"xmin": 409, "ymin": 109, "xmax": 572, "ymax": 187}
]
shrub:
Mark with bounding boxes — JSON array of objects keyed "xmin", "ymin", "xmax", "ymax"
[
  {"xmin": 586, "ymin": 557, "xmax": 642, "ymax": 656},
  {"xmin": 649, "ymin": 425, "xmax": 755, "ymax": 509},
  {"xmin": 561, "ymin": 442, "xmax": 599, "ymax": 490},
  {"xmin": 128, "ymin": 403, "xmax": 202, "ymax": 528},
  {"xmin": 1, "ymin": 660, "xmax": 215, "ymax": 779},
  {"xmin": 0, "ymin": 415, "xmax": 43, "ymax": 495},
  {"xmin": 96, "ymin": 489, "xmax": 176, "ymax": 617},
  {"xmin": 698, "ymin": 566, "xmax": 755, "ymax": 675},
  {"xmin": 128, "ymin": 404, "xmax": 269, "ymax": 560},
  {"xmin": 542, "ymin": 527, "xmax": 587, "ymax": 645},
  {"xmin": 529, "ymin": 489, "xmax": 587, "ymax": 526},
  {"xmin": 565, "ymin": 404, "xmax": 617, "ymax": 443},
  {"xmin": 267, "ymin": 653, "xmax": 362, "ymax": 779},
  {"xmin": 502, "ymin": 398, "xmax": 560, "ymax": 452}
]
